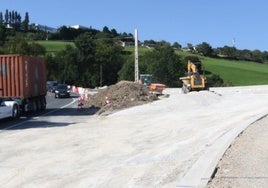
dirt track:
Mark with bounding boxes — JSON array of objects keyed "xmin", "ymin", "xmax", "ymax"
[{"xmin": 0, "ymin": 85, "xmax": 268, "ymax": 187}]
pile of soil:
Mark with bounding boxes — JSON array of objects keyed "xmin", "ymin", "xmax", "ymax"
[{"xmin": 84, "ymin": 81, "xmax": 159, "ymax": 114}]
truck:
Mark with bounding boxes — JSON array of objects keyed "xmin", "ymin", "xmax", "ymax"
[{"xmin": 0, "ymin": 54, "xmax": 47, "ymax": 119}]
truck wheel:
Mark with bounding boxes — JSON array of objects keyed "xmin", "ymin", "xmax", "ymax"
[
  {"xmin": 36, "ymin": 100, "xmax": 41, "ymax": 111},
  {"xmin": 12, "ymin": 105, "xmax": 19, "ymax": 119},
  {"xmin": 32, "ymin": 101, "xmax": 37, "ymax": 112},
  {"xmin": 40, "ymin": 97, "xmax": 46, "ymax": 111}
]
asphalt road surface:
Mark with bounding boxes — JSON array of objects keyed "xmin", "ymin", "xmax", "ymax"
[{"xmin": 0, "ymin": 92, "xmax": 78, "ymax": 130}]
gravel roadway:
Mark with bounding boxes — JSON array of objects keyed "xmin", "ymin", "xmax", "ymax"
[
  {"xmin": 207, "ymin": 115, "xmax": 268, "ymax": 188},
  {"xmin": 0, "ymin": 85, "xmax": 268, "ymax": 188}
]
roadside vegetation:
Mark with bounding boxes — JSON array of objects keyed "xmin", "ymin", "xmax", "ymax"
[{"xmin": 0, "ymin": 9, "xmax": 268, "ymax": 88}]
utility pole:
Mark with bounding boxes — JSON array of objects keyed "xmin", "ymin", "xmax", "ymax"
[
  {"xmin": 134, "ymin": 29, "xmax": 139, "ymax": 82},
  {"xmin": 232, "ymin": 38, "xmax": 236, "ymax": 48}
]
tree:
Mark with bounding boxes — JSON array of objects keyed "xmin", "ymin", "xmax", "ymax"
[
  {"xmin": 22, "ymin": 12, "xmax": 29, "ymax": 31},
  {"xmin": 95, "ymin": 39, "xmax": 123, "ymax": 86},
  {"xmin": 142, "ymin": 45, "xmax": 182, "ymax": 87},
  {"xmin": 262, "ymin": 51, "xmax": 268, "ymax": 62},
  {"xmin": 118, "ymin": 56, "xmax": 135, "ymax": 81},
  {"xmin": 27, "ymin": 42, "xmax": 46, "ymax": 56},
  {"xmin": 195, "ymin": 42, "xmax": 213, "ymax": 56},
  {"xmin": 218, "ymin": 46, "xmax": 237, "ymax": 59},
  {"xmin": 75, "ymin": 32, "xmax": 96, "ymax": 62},
  {"xmin": 4, "ymin": 9, "xmax": 8, "ymax": 25},
  {"xmin": 8, "ymin": 12, "xmax": 11, "ymax": 25},
  {"xmin": 154, "ymin": 40, "xmax": 171, "ymax": 50},
  {"xmin": 54, "ymin": 45, "xmax": 79, "ymax": 84},
  {"xmin": 11, "ymin": 11, "xmax": 15, "ymax": 24},
  {"xmin": 110, "ymin": 28, "xmax": 118, "ymax": 37},
  {"xmin": 0, "ymin": 22, "xmax": 6, "ymax": 46},
  {"xmin": 75, "ymin": 32, "xmax": 97, "ymax": 87},
  {"xmin": 3, "ymin": 35, "xmax": 46, "ymax": 56},
  {"xmin": 102, "ymin": 26, "xmax": 110, "ymax": 34},
  {"xmin": 74, "ymin": 31, "xmax": 124, "ymax": 87},
  {"xmin": 208, "ymin": 74, "xmax": 224, "ymax": 87},
  {"xmin": 45, "ymin": 54, "xmax": 58, "ymax": 81},
  {"xmin": 251, "ymin": 49, "xmax": 263, "ymax": 63},
  {"xmin": 58, "ymin": 26, "xmax": 73, "ymax": 40},
  {"xmin": 119, "ymin": 45, "xmax": 183, "ymax": 87},
  {"xmin": 4, "ymin": 36, "xmax": 29, "ymax": 54},
  {"xmin": 144, "ymin": 40, "xmax": 157, "ymax": 47},
  {"xmin": 12, "ymin": 11, "xmax": 21, "ymax": 31},
  {"xmin": 0, "ymin": 12, "xmax": 3, "ymax": 24},
  {"xmin": 172, "ymin": 42, "xmax": 182, "ymax": 49}
]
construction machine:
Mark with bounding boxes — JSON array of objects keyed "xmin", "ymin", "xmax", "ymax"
[
  {"xmin": 179, "ymin": 60, "xmax": 207, "ymax": 93},
  {"xmin": 139, "ymin": 74, "xmax": 166, "ymax": 95}
]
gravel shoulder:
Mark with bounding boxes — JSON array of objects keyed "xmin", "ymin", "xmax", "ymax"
[{"xmin": 207, "ymin": 115, "xmax": 268, "ymax": 188}]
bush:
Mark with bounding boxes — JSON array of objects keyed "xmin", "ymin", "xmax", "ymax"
[{"xmin": 207, "ymin": 74, "xmax": 224, "ymax": 87}]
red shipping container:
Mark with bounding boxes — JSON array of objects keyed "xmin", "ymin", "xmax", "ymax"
[{"xmin": 0, "ymin": 54, "xmax": 46, "ymax": 98}]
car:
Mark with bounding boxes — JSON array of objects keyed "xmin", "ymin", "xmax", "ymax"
[
  {"xmin": 54, "ymin": 84, "xmax": 70, "ymax": 98},
  {"xmin": 50, "ymin": 82, "xmax": 58, "ymax": 93},
  {"xmin": 46, "ymin": 81, "xmax": 58, "ymax": 92},
  {"xmin": 0, "ymin": 98, "xmax": 20, "ymax": 120}
]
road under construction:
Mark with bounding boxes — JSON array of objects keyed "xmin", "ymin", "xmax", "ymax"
[{"xmin": 0, "ymin": 85, "xmax": 267, "ymax": 187}]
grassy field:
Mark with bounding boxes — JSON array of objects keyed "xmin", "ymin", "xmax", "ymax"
[
  {"xmin": 202, "ymin": 57, "xmax": 268, "ymax": 86},
  {"xmin": 176, "ymin": 50, "xmax": 268, "ymax": 86},
  {"xmin": 124, "ymin": 46, "xmax": 153, "ymax": 56},
  {"xmin": 37, "ymin": 40, "xmax": 75, "ymax": 53},
  {"xmin": 39, "ymin": 41, "xmax": 268, "ymax": 86}
]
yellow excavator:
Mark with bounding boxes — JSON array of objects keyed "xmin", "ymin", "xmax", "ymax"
[{"xmin": 179, "ymin": 60, "xmax": 207, "ymax": 93}]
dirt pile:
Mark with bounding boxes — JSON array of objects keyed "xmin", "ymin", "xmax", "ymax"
[{"xmin": 85, "ymin": 81, "xmax": 159, "ymax": 114}]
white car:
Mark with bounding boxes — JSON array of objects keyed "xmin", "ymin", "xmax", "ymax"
[{"xmin": 0, "ymin": 99, "xmax": 19, "ymax": 120}]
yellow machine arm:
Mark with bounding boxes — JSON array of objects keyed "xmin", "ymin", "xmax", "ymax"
[{"xmin": 187, "ymin": 60, "xmax": 198, "ymax": 73}]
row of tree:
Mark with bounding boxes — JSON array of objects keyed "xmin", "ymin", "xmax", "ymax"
[
  {"xmin": 0, "ymin": 9, "xmax": 30, "ymax": 31},
  {"xmin": 187, "ymin": 42, "xmax": 268, "ymax": 63},
  {"xmin": 0, "ymin": 27, "xmax": 188, "ymax": 88},
  {"xmin": 46, "ymin": 32, "xmax": 184, "ymax": 88}
]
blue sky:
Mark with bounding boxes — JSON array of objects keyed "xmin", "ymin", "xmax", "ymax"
[{"xmin": 1, "ymin": 0, "xmax": 268, "ymax": 51}]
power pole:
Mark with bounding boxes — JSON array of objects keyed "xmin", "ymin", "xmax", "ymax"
[
  {"xmin": 134, "ymin": 29, "xmax": 139, "ymax": 82},
  {"xmin": 232, "ymin": 38, "xmax": 236, "ymax": 48}
]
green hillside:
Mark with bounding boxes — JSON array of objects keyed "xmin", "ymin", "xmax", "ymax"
[
  {"xmin": 39, "ymin": 41, "xmax": 268, "ymax": 86},
  {"xmin": 37, "ymin": 40, "xmax": 75, "ymax": 53},
  {"xmin": 201, "ymin": 57, "xmax": 268, "ymax": 86},
  {"xmin": 124, "ymin": 46, "xmax": 153, "ymax": 56}
]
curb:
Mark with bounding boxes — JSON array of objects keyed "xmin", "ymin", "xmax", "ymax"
[{"xmin": 176, "ymin": 112, "xmax": 268, "ymax": 188}]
